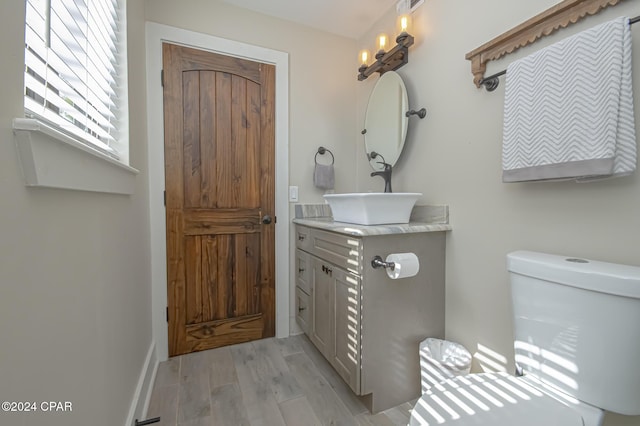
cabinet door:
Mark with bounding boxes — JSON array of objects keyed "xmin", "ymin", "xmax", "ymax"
[
  {"xmin": 332, "ymin": 268, "xmax": 361, "ymax": 394},
  {"xmin": 310, "ymin": 257, "xmax": 334, "ymax": 357}
]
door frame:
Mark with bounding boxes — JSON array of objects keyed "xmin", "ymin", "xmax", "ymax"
[{"xmin": 145, "ymin": 22, "xmax": 290, "ymax": 361}]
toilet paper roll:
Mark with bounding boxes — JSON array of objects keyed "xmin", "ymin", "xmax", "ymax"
[{"xmin": 386, "ymin": 252, "xmax": 420, "ymax": 279}]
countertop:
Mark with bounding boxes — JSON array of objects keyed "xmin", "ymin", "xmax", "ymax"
[{"xmin": 292, "ymin": 217, "xmax": 452, "ymax": 237}]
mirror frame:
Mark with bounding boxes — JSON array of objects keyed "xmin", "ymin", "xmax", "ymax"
[{"xmin": 363, "ymin": 71, "xmax": 409, "ymax": 171}]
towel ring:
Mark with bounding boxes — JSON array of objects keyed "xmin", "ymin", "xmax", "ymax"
[{"xmin": 315, "ymin": 146, "xmax": 334, "ymax": 165}]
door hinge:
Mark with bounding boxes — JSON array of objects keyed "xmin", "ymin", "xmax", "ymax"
[
  {"xmin": 166, "ymin": 306, "xmax": 169, "ymax": 322},
  {"xmin": 163, "ymin": 190, "xmax": 166, "ymax": 206},
  {"xmin": 161, "ymin": 69, "xmax": 164, "ymax": 87}
]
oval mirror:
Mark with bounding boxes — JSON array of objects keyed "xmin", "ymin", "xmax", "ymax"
[{"xmin": 364, "ymin": 71, "xmax": 409, "ymax": 171}]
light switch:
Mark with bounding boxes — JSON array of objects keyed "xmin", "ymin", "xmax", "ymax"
[{"xmin": 289, "ymin": 186, "xmax": 299, "ymax": 202}]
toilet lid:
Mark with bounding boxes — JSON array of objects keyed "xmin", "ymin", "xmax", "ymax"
[{"xmin": 409, "ymin": 372, "xmax": 584, "ymax": 426}]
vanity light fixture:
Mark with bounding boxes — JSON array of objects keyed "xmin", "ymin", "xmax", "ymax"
[{"xmin": 358, "ymin": 14, "xmax": 414, "ymax": 81}]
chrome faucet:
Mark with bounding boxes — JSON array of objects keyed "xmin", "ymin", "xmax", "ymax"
[{"xmin": 369, "ymin": 152, "xmax": 392, "ymax": 193}]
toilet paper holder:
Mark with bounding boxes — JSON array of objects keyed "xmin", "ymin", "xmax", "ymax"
[{"xmin": 371, "ymin": 255, "xmax": 395, "ymax": 271}]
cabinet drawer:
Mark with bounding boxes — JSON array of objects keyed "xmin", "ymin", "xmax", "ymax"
[
  {"xmin": 295, "ymin": 249, "xmax": 312, "ymax": 294},
  {"xmin": 310, "ymin": 228, "xmax": 362, "ymax": 275},
  {"xmin": 295, "ymin": 286, "xmax": 311, "ymax": 335},
  {"xmin": 295, "ymin": 226, "xmax": 313, "ymax": 252}
]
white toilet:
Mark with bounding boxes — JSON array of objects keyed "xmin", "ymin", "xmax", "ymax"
[{"xmin": 409, "ymin": 250, "xmax": 640, "ymax": 426}]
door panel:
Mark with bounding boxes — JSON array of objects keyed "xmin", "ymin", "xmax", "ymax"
[
  {"xmin": 310, "ymin": 257, "xmax": 334, "ymax": 357},
  {"xmin": 163, "ymin": 43, "xmax": 275, "ymax": 356}
]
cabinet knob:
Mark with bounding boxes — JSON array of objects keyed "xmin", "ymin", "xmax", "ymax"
[
  {"xmin": 298, "ymin": 306, "xmax": 307, "ymax": 312},
  {"xmin": 298, "ymin": 234, "xmax": 306, "ymax": 241}
]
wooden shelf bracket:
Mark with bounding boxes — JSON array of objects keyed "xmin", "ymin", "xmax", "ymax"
[{"xmin": 465, "ymin": 0, "xmax": 626, "ymax": 88}]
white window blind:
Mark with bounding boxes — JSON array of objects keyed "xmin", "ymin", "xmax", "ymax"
[{"xmin": 24, "ymin": 0, "xmax": 123, "ymax": 158}]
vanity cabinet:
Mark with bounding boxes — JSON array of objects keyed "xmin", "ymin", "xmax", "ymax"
[
  {"xmin": 295, "ymin": 226, "xmax": 362, "ymax": 393},
  {"xmin": 294, "ymin": 223, "xmax": 446, "ymax": 413}
]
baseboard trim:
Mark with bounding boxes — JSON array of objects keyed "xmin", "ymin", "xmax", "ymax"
[
  {"xmin": 289, "ymin": 315, "xmax": 303, "ymax": 335},
  {"xmin": 124, "ymin": 341, "xmax": 158, "ymax": 426}
]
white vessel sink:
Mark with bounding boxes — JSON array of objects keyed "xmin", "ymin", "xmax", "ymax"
[{"xmin": 323, "ymin": 193, "xmax": 422, "ymax": 225}]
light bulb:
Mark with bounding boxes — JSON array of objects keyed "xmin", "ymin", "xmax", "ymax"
[
  {"xmin": 398, "ymin": 13, "xmax": 411, "ymax": 34},
  {"xmin": 401, "ymin": 16, "xmax": 409, "ymax": 31},
  {"xmin": 377, "ymin": 33, "xmax": 389, "ymax": 52},
  {"xmin": 359, "ymin": 49, "xmax": 370, "ymax": 66}
]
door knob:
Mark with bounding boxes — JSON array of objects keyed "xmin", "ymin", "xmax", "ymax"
[{"xmin": 262, "ymin": 215, "xmax": 272, "ymax": 224}]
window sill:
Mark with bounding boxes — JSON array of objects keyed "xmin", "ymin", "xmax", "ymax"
[{"xmin": 12, "ymin": 118, "xmax": 139, "ymax": 195}]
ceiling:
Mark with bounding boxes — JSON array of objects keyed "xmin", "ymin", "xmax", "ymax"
[{"xmin": 222, "ymin": 0, "xmax": 399, "ymax": 39}]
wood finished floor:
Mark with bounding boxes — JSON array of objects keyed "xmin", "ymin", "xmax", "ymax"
[{"xmin": 147, "ymin": 334, "xmax": 416, "ymax": 426}]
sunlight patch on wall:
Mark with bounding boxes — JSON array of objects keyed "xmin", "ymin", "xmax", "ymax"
[{"xmin": 474, "ymin": 343, "xmax": 508, "ymax": 373}]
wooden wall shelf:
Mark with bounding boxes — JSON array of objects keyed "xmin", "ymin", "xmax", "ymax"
[{"xmin": 465, "ymin": 0, "xmax": 626, "ymax": 87}]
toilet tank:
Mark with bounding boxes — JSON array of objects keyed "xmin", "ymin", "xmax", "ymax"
[{"xmin": 507, "ymin": 251, "xmax": 640, "ymax": 416}]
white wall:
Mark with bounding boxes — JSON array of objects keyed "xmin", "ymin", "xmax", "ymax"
[
  {"xmin": 0, "ymin": 1, "xmax": 152, "ymax": 425},
  {"xmin": 356, "ymin": 2, "xmax": 640, "ymax": 425},
  {"xmin": 144, "ymin": 0, "xmax": 358, "ymax": 334}
]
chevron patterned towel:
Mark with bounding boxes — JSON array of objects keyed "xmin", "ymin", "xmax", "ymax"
[{"xmin": 502, "ymin": 16, "xmax": 636, "ymax": 182}]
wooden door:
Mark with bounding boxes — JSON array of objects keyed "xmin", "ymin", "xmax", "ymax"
[{"xmin": 162, "ymin": 43, "xmax": 275, "ymax": 356}]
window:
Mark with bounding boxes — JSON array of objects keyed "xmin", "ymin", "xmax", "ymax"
[{"xmin": 24, "ymin": 0, "xmax": 126, "ymax": 160}]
